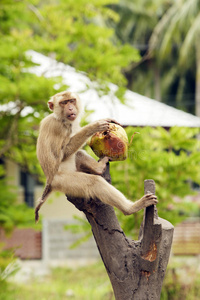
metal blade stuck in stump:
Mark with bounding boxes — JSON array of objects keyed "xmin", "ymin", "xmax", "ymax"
[{"xmin": 67, "ymin": 166, "xmax": 174, "ymax": 300}]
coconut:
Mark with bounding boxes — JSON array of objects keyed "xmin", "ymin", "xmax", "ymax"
[{"xmin": 88, "ymin": 123, "xmax": 129, "ymax": 161}]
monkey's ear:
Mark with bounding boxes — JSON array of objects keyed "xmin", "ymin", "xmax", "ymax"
[{"xmin": 48, "ymin": 99, "xmax": 54, "ymax": 111}]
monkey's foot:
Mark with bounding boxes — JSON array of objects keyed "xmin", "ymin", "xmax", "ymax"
[{"xmin": 95, "ymin": 156, "xmax": 110, "ymax": 175}]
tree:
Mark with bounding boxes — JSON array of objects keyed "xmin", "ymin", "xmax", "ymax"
[
  {"xmin": 0, "ymin": 0, "xmax": 139, "ymax": 174},
  {"xmin": 109, "ymin": 0, "xmax": 172, "ymax": 101},
  {"xmin": 0, "ymin": 0, "xmax": 139, "ymax": 200},
  {"xmin": 0, "ymin": 0, "xmax": 65, "ymax": 176},
  {"xmin": 110, "ymin": 0, "xmax": 198, "ymax": 114},
  {"xmin": 149, "ymin": 0, "xmax": 200, "ymax": 116}
]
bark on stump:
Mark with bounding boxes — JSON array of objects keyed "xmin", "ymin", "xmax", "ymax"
[{"xmin": 67, "ymin": 165, "xmax": 174, "ymax": 300}]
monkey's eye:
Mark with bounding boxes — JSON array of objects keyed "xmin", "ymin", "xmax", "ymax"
[
  {"xmin": 60, "ymin": 99, "xmax": 76, "ymax": 105},
  {"xmin": 61, "ymin": 100, "xmax": 68, "ymax": 105},
  {"xmin": 69, "ymin": 99, "xmax": 76, "ymax": 104}
]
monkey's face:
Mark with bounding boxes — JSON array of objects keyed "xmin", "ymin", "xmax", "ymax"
[
  {"xmin": 59, "ymin": 98, "xmax": 78, "ymax": 121},
  {"xmin": 48, "ymin": 92, "xmax": 80, "ymax": 122}
]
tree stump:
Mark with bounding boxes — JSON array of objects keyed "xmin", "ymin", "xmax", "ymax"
[{"xmin": 67, "ymin": 165, "xmax": 174, "ymax": 300}]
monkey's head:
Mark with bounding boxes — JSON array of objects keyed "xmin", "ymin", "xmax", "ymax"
[{"xmin": 48, "ymin": 91, "xmax": 81, "ymax": 122}]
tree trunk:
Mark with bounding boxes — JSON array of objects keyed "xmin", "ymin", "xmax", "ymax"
[
  {"xmin": 67, "ymin": 165, "xmax": 174, "ymax": 300},
  {"xmin": 154, "ymin": 65, "xmax": 161, "ymax": 102}
]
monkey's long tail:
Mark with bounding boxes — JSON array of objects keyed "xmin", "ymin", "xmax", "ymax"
[{"xmin": 35, "ymin": 184, "xmax": 52, "ymax": 223}]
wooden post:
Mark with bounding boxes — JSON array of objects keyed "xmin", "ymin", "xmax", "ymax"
[{"xmin": 67, "ymin": 169, "xmax": 174, "ymax": 300}]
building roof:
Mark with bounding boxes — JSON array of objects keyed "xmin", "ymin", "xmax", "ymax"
[{"xmin": 28, "ymin": 51, "xmax": 200, "ymax": 128}]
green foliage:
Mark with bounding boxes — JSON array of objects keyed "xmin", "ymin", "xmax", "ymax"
[
  {"xmin": 0, "ymin": 166, "xmax": 39, "ymax": 232},
  {"xmin": 110, "ymin": 0, "xmax": 199, "ymax": 113},
  {"xmin": 34, "ymin": 0, "xmax": 140, "ymax": 87},
  {"xmin": 0, "ymin": 202, "xmax": 40, "ymax": 232},
  {"xmin": 109, "ymin": 126, "xmax": 200, "ymax": 236},
  {"xmin": 0, "ymin": 246, "xmax": 19, "ymax": 283},
  {"xmin": 0, "ymin": 0, "xmax": 139, "ymax": 178},
  {"xmin": 1, "ymin": 260, "xmax": 200, "ymax": 300},
  {"xmin": 67, "ymin": 127, "xmax": 200, "ymax": 243},
  {"xmin": 0, "ymin": 0, "xmax": 140, "ymax": 232},
  {"xmin": 0, "ymin": 166, "xmax": 40, "ymax": 233},
  {"xmin": 0, "ymin": 1, "xmax": 66, "ymax": 180}
]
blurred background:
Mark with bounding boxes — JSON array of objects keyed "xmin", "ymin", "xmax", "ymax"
[{"xmin": 0, "ymin": 0, "xmax": 200, "ymax": 299}]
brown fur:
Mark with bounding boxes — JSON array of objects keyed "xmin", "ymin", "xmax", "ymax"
[{"xmin": 35, "ymin": 91, "xmax": 158, "ymax": 222}]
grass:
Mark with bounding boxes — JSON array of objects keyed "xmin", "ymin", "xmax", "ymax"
[
  {"xmin": 1, "ymin": 257, "xmax": 200, "ymax": 300},
  {"xmin": 0, "ymin": 262, "xmax": 114, "ymax": 300}
]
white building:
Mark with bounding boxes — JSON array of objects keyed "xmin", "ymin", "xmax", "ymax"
[{"xmin": 28, "ymin": 51, "xmax": 200, "ymax": 128}]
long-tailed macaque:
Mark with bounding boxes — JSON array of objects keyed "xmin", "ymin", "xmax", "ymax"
[{"xmin": 35, "ymin": 91, "xmax": 158, "ymax": 222}]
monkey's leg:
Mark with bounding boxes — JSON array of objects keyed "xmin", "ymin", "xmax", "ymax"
[
  {"xmin": 76, "ymin": 150, "xmax": 109, "ymax": 175},
  {"xmin": 52, "ymin": 172, "xmax": 157, "ymax": 215},
  {"xmin": 89, "ymin": 175, "xmax": 158, "ymax": 215}
]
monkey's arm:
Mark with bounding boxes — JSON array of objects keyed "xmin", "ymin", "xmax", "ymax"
[
  {"xmin": 37, "ymin": 116, "xmax": 65, "ymax": 183},
  {"xmin": 63, "ymin": 119, "xmax": 111, "ymax": 160}
]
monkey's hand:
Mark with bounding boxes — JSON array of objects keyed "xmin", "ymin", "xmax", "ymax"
[
  {"xmin": 137, "ymin": 193, "xmax": 158, "ymax": 209},
  {"xmin": 90, "ymin": 119, "xmax": 111, "ymax": 133},
  {"xmin": 90, "ymin": 118, "xmax": 121, "ymax": 134},
  {"xmin": 109, "ymin": 119, "xmax": 121, "ymax": 126}
]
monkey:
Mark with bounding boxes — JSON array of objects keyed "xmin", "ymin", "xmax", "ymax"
[{"xmin": 35, "ymin": 91, "xmax": 158, "ymax": 222}]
